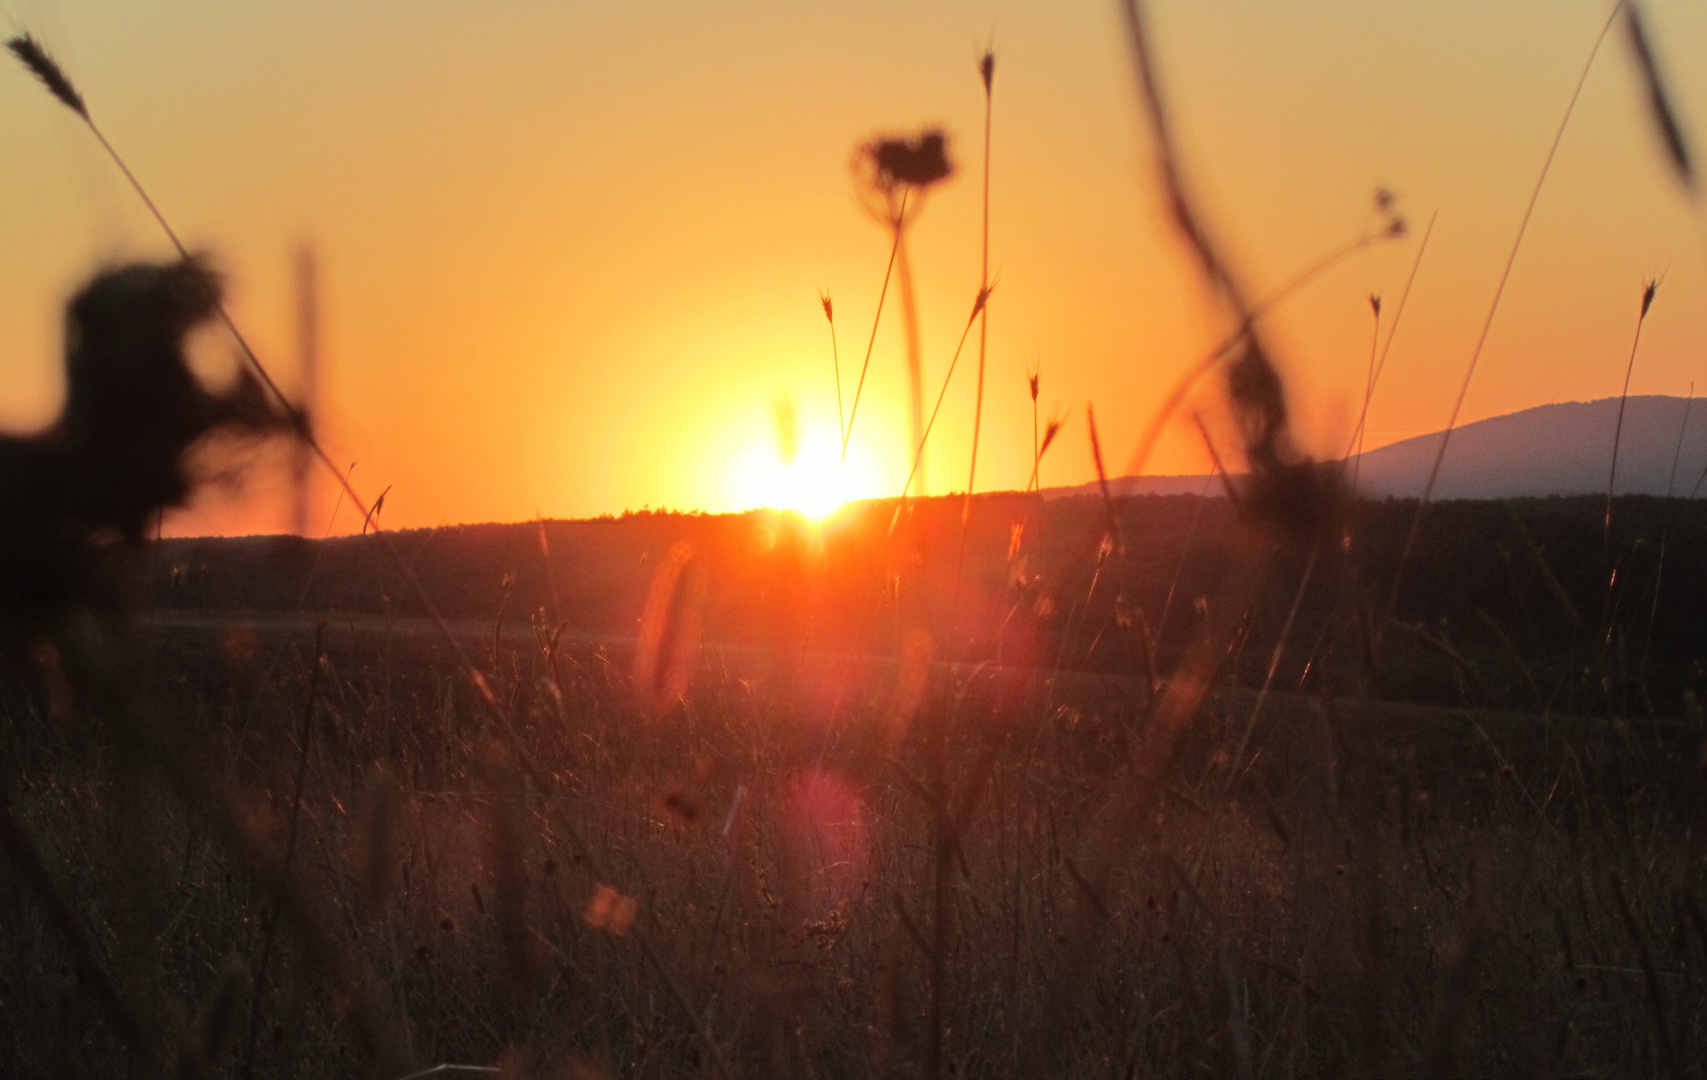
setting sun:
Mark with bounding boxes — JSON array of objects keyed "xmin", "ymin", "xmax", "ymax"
[{"xmin": 728, "ymin": 422, "xmax": 881, "ymax": 519}]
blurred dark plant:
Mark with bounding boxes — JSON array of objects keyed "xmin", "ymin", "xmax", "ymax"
[
  {"xmin": 0, "ymin": 256, "xmax": 294, "ymax": 636},
  {"xmin": 854, "ymin": 130, "xmax": 954, "ymax": 218},
  {"xmin": 850, "ymin": 128, "xmax": 955, "ymax": 493}
]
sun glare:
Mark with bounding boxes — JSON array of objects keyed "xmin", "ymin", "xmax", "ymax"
[{"xmin": 730, "ymin": 423, "xmax": 878, "ymax": 519}]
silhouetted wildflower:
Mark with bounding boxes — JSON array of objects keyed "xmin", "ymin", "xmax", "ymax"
[{"xmin": 856, "ymin": 130, "xmax": 954, "ymax": 197}]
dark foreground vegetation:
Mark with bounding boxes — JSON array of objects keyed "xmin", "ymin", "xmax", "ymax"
[
  {"xmin": 158, "ymin": 492, "xmax": 1707, "ymax": 718},
  {"xmin": 4, "ymin": 492, "xmax": 1706, "ymax": 1078}
]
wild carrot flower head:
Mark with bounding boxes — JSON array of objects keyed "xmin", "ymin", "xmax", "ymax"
[{"xmin": 855, "ymin": 129, "xmax": 954, "ymax": 196}]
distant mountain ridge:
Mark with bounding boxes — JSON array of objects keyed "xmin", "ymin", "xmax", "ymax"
[{"xmin": 1047, "ymin": 396, "xmax": 1707, "ymax": 502}]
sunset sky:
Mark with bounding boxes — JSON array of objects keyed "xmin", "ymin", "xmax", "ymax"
[{"xmin": 2, "ymin": 0, "xmax": 1703, "ymax": 533}]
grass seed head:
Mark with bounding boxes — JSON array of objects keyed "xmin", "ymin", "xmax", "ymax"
[
  {"xmin": 1039, "ymin": 415, "xmax": 1063, "ymax": 458},
  {"xmin": 980, "ymin": 51, "xmax": 995, "ymax": 95},
  {"xmin": 971, "ymin": 284, "xmax": 993, "ymax": 319},
  {"xmin": 1641, "ymin": 278, "xmax": 1658, "ymax": 319},
  {"xmin": 7, "ymin": 34, "xmax": 88, "ymax": 119}
]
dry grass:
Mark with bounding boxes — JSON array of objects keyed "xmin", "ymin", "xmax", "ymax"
[{"xmin": 3, "ymin": 625, "xmax": 1704, "ymax": 1077}]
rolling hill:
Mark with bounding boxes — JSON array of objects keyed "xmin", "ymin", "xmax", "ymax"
[{"xmin": 1054, "ymin": 395, "xmax": 1707, "ymax": 501}]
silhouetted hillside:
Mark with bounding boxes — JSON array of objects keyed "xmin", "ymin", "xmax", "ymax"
[
  {"xmin": 1054, "ymin": 396, "xmax": 1707, "ymax": 502},
  {"xmin": 1355, "ymin": 396, "xmax": 1707, "ymax": 498}
]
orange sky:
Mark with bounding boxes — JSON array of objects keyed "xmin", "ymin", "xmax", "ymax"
[{"xmin": 2, "ymin": 1, "xmax": 1703, "ymax": 533}]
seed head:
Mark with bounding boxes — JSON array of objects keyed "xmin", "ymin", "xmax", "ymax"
[
  {"xmin": 1641, "ymin": 279, "xmax": 1658, "ymax": 319},
  {"xmin": 7, "ymin": 34, "xmax": 88, "ymax": 120},
  {"xmin": 1369, "ymin": 293, "xmax": 1382, "ymax": 318},
  {"xmin": 970, "ymin": 284, "xmax": 993, "ymax": 319},
  {"xmin": 1372, "ymin": 186, "xmax": 1406, "ymax": 237},
  {"xmin": 980, "ymin": 52, "xmax": 995, "ymax": 95},
  {"xmin": 819, "ymin": 289, "xmax": 833, "ymax": 323},
  {"xmin": 1028, "ymin": 371, "xmax": 1040, "ymax": 403},
  {"xmin": 1039, "ymin": 416, "xmax": 1063, "ymax": 457},
  {"xmin": 857, "ymin": 129, "xmax": 954, "ymax": 193}
]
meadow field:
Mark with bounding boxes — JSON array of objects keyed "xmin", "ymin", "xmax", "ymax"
[{"xmin": 5, "ymin": 491, "xmax": 1707, "ymax": 1078}]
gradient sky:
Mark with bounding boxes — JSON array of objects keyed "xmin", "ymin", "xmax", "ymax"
[{"xmin": 2, "ymin": 0, "xmax": 1703, "ymax": 533}]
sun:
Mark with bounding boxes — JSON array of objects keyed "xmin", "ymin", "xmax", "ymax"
[{"xmin": 729, "ymin": 422, "xmax": 878, "ymax": 519}]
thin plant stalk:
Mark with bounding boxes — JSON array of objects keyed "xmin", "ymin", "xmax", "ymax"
[
  {"xmin": 1599, "ymin": 281, "xmax": 1658, "ymax": 664},
  {"xmin": 897, "ymin": 230, "xmax": 927, "ymax": 493},
  {"xmin": 822, "ymin": 291, "xmax": 844, "ymax": 446},
  {"xmin": 1691, "ymin": 454, "xmax": 1707, "ymax": 499},
  {"xmin": 950, "ymin": 52, "xmax": 997, "ymax": 643},
  {"xmin": 1642, "ymin": 377, "xmax": 1689, "ymax": 665},
  {"xmin": 1024, "ymin": 415, "xmax": 1063, "ymax": 498},
  {"xmin": 1086, "ymin": 405, "xmax": 1121, "ymax": 552},
  {"xmin": 1665, "ymin": 380, "xmax": 1693, "ymax": 498},
  {"xmin": 241, "ymin": 623, "xmax": 325, "ymax": 1079},
  {"xmin": 1342, "ymin": 210, "xmax": 1438, "ymax": 468},
  {"xmin": 1012, "ymin": 412, "xmax": 1065, "ymax": 582},
  {"xmin": 964, "ymin": 51, "xmax": 996, "ymax": 517},
  {"xmin": 925, "ymin": 699, "xmax": 950, "ymax": 1080},
  {"xmin": 1226, "ymin": 544, "xmax": 1320, "ymax": 789},
  {"xmin": 894, "ymin": 288, "xmax": 992, "ymax": 509},
  {"xmin": 842, "ymin": 191, "xmax": 909, "ymax": 464},
  {"xmin": 1643, "ymin": 526, "xmax": 1672, "ymax": 671},
  {"xmin": 1382, "ymin": 2, "xmax": 1626, "ymax": 635},
  {"xmin": 1605, "ymin": 281, "xmax": 1659, "ymax": 549},
  {"xmin": 1351, "ymin": 296, "xmax": 1382, "ymax": 492},
  {"xmin": 1155, "ymin": 473, "xmax": 1215, "ymax": 641},
  {"xmin": 1029, "ymin": 365, "xmax": 1041, "ymax": 483}
]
